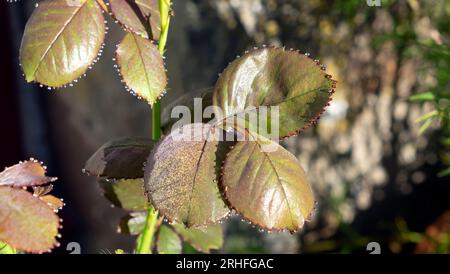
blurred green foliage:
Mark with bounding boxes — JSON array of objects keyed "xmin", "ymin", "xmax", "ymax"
[{"xmin": 410, "ymin": 43, "xmax": 450, "ymax": 176}]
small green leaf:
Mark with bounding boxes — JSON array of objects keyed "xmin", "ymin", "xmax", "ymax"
[
  {"xmin": 157, "ymin": 225, "xmax": 182, "ymax": 254},
  {"xmin": 441, "ymin": 137, "xmax": 450, "ymax": 146},
  {"xmin": 109, "ymin": 0, "xmax": 161, "ymax": 40},
  {"xmin": 116, "ymin": 33, "xmax": 167, "ymax": 106},
  {"xmin": 213, "ymin": 47, "xmax": 334, "ymax": 138},
  {"xmin": 84, "ymin": 137, "xmax": 154, "ymax": 179},
  {"xmin": 0, "ymin": 160, "xmax": 56, "ymax": 187},
  {"xmin": 0, "ymin": 186, "xmax": 60, "ymax": 253},
  {"xmin": 438, "ymin": 167, "xmax": 450, "ymax": 177},
  {"xmin": 415, "ymin": 110, "xmax": 438, "ymax": 123},
  {"xmin": 144, "ymin": 123, "xmax": 230, "ymax": 227},
  {"xmin": 172, "ymin": 223, "xmax": 223, "ymax": 253},
  {"xmin": 20, "ymin": 0, "xmax": 105, "ymax": 87},
  {"xmin": 222, "ymin": 135, "xmax": 315, "ymax": 233},
  {"xmin": 117, "ymin": 212, "xmax": 147, "ymax": 235},
  {"xmin": 100, "ymin": 179, "xmax": 149, "ymax": 211},
  {"xmin": 0, "ymin": 242, "xmax": 16, "ymax": 254},
  {"xmin": 419, "ymin": 118, "xmax": 433, "ymax": 135},
  {"xmin": 409, "ymin": 92, "xmax": 436, "ymax": 102}
]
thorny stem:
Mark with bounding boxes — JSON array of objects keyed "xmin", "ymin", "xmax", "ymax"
[
  {"xmin": 152, "ymin": 0, "xmax": 171, "ymax": 141},
  {"xmin": 136, "ymin": 0, "xmax": 172, "ymax": 254}
]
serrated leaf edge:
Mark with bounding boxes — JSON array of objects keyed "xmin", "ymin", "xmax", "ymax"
[{"xmin": 20, "ymin": 0, "xmax": 107, "ymax": 90}]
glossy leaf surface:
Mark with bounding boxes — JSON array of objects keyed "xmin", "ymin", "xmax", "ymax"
[
  {"xmin": 0, "ymin": 186, "xmax": 59, "ymax": 253},
  {"xmin": 20, "ymin": 0, "xmax": 105, "ymax": 87},
  {"xmin": 222, "ymin": 136, "xmax": 315, "ymax": 232},
  {"xmin": 116, "ymin": 33, "xmax": 167, "ymax": 106},
  {"xmin": 212, "ymin": 47, "xmax": 334, "ymax": 138}
]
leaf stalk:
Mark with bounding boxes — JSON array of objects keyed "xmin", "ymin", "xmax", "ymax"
[{"xmin": 137, "ymin": 0, "xmax": 172, "ymax": 254}]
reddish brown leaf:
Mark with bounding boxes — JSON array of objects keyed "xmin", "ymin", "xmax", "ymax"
[
  {"xmin": 144, "ymin": 123, "xmax": 230, "ymax": 227},
  {"xmin": 20, "ymin": 0, "xmax": 106, "ymax": 87},
  {"xmin": 109, "ymin": 0, "xmax": 161, "ymax": 40},
  {"xmin": 0, "ymin": 160, "xmax": 56, "ymax": 187},
  {"xmin": 40, "ymin": 195, "xmax": 65, "ymax": 213},
  {"xmin": 213, "ymin": 47, "xmax": 335, "ymax": 138},
  {"xmin": 116, "ymin": 33, "xmax": 167, "ymax": 105},
  {"xmin": 222, "ymin": 135, "xmax": 316, "ymax": 233},
  {"xmin": 84, "ymin": 137, "xmax": 154, "ymax": 179},
  {"xmin": 0, "ymin": 186, "xmax": 60, "ymax": 253}
]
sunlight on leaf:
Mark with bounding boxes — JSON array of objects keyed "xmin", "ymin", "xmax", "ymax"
[
  {"xmin": 40, "ymin": 195, "xmax": 65, "ymax": 212},
  {"xmin": 33, "ymin": 184, "xmax": 54, "ymax": 197},
  {"xmin": 0, "ymin": 186, "xmax": 59, "ymax": 253},
  {"xmin": 222, "ymin": 135, "xmax": 315, "ymax": 233},
  {"xmin": 0, "ymin": 241, "xmax": 16, "ymax": 254},
  {"xmin": 144, "ymin": 123, "xmax": 229, "ymax": 227},
  {"xmin": 213, "ymin": 47, "xmax": 335, "ymax": 138},
  {"xmin": 0, "ymin": 160, "xmax": 56, "ymax": 187},
  {"xmin": 20, "ymin": 0, "xmax": 105, "ymax": 87},
  {"xmin": 116, "ymin": 33, "xmax": 167, "ymax": 105}
]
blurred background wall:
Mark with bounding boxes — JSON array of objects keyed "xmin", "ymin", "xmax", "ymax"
[{"xmin": 1, "ymin": 0, "xmax": 449, "ymax": 253}]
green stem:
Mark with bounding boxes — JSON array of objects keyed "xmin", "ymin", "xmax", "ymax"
[
  {"xmin": 151, "ymin": 0, "xmax": 171, "ymax": 141},
  {"xmin": 157, "ymin": 0, "xmax": 171, "ymax": 54},
  {"xmin": 137, "ymin": 0, "xmax": 172, "ymax": 254},
  {"xmin": 135, "ymin": 207, "xmax": 159, "ymax": 254},
  {"xmin": 152, "ymin": 102, "xmax": 161, "ymax": 140}
]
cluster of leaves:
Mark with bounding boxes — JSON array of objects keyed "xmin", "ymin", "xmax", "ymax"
[
  {"xmin": 0, "ymin": 160, "xmax": 63, "ymax": 253},
  {"xmin": 145, "ymin": 47, "xmax": 335, "ymax": 233},
  {"xmin": 410, "ymin": 43, "xmax": 450, "ymax": 177},
  {"xmin": 20, "ymin": 0, "xmax": 167, "ymax": 105},
  {"xmin": 85, "ymin": 46, "xmax": 336, "ymax": 244},
  {"xmin": 84, "ymin": 138, "xmax": 223, "ymax": 253},
  {"xmin": 19, "ymin": 0, "xmax": 336, "ymax": 253}
]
